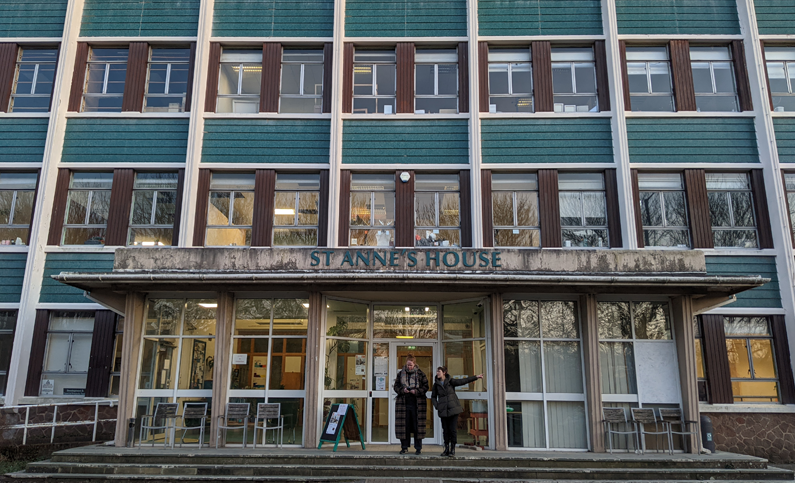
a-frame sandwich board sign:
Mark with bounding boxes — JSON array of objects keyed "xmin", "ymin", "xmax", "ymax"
[{"xmin": 318, "ymin": 403, "xmax": 366, "ymax": 451}]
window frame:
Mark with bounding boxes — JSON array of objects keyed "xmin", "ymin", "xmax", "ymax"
[
  {"xmin": 143, "ymin": 48, "xmax": 191, "ymax": 113},
  {"xmin": 487, "ymin": 49, "xmax": 533, "ymax": 113},
  {"xmin": 414, "ymin": 175, "xmax": 461, "ymax": 248},
  {"xmin": 414, "ymin": 51, "xmax": 458, "ymax": 114},
  {"xmin": 765, "ymin": 47, "xmax": 795, "ymax": 112},
  {"xmin": 558, "ymin": 173, "xmax": 609, "ymax": 249},
  {"xmin": 272, "ymin": 174, "xmax": 321, "ymax": 248},
  {"xmin": 637, "ymin": 173, "xmax": 691, "ymax": 249},
  {"xmin": 279, "ymin": 50, "xmax": 324, "ymax": 114},
  {"xmin": 82, "ymin": 48, "xmax": 128, "ymax": 113},
  {"xmin": 706, "ymin": 172, "xmax": 758, "ymax": 249},
  {"xmin": 724, "ymin": 316, "xmax": 780, "ymax": 403},
  {"xmin": 127, "ymin": 172, "xmax": 179, "ymax": 247},
  {"xmin": 349, "ymin": 174, "xmax": 396, "ymax": 248},
  {"xmin": 491, "ymin": 173, "xmax": 540, "ymax": 248},
  {"xmin": 216, "ymin": 49, "xmax": 262, "ymax": 113},
  {"xmin": 61, "ymin": 172, "xmax": 113, "ymax": 247},
  {"xmin": 0, "ymin": 171, "xmax": 37, "ymax": 246},
  {"xmin": 625, "ymin": 47, "xmax": 674, "ymax": 112},
  {"xmin": 109, "ymin": 317, "xmax": 124, "ymax": 397},
  {"xmin": 205, "ymin": 173, "xmax": 255, "ymax": 248},
  {"xmin": 690, "ymin": 46, "xmax": 739, "ymax": 112},
  {"xmin": 9, "ymin": 47, "xmax": 57, "ymax": 113},
  {"xmin": 40, "ymin": 311, "xmax": 95, "ymax": 397},
  {"xmin": 551, "ymin": 48, "xmax": 598, "ymax": 112},
  {"xmin": 352, "ymin": 51, "xmax": 397, "ymax": 114}
]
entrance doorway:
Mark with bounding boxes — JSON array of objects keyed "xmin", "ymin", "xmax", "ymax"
[{"xmin": 388, "ymin": 343, "xmax": 437, "ymax": 445}]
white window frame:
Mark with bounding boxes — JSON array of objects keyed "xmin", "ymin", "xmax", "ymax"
[
  {"xmin": 690, "ymin": 47, "xmax": 738, "ymax": 112},
  {"xmin": 551, "ymin": 48, "xmax": 598, "ymax": 112},
  {"xmin": 414, "ymin": 50, "xmax": 458, "ymax": 114},
  {"xmin": 272, "ymin": 181, "xmax": 320, "ymax": 248},
  {"xmin": 349, "ymin": 174, "xmax": 396, "ymax": 248},
  {"xmin": 40, "ymin": 312, "xmax": 95, "ymax": 397},
  {"xmin": 216, "ymin": 50, "xmax": 262, "ymax": 113},
  {"xmin": 637, "ymin": 173, "xmax": 691, "ymax": 249},
  {"xmin": 61, "ymin": 172, "xmax": 113, "ymax": 247},
  {"xmin": 724, "ymin": 316, "xmax": 780, "ymax": 404},
  {"xmin": 352, "ymin": 51, "xmax": 396, "ymax": 114},
  {"xmin": 414, "ymin": 175, "xmax": 461, "ymax": 248},
  {"xmin": 558, "ymin": 174, "xmax": 608, "ymax": 249},
  {"xmin": 279, "ymin": 50, "xmax": 324, "ymax": 113},
  {"xmin": 144, "ymin": 48, "xmax": 191, "ymax": 113},
  {"xmin": 706, "ymin": 172, "xmax": 758, "ymax": 249},
  {"xmin": 82, "ymin": 48, "xmax": 128, "ymax": 112},
  {"xmin": 205, "ymin": 174, "xmax": 255, "ymax": 248},
  {"xmin": 9, "ymin": 48, "xmax": 57, "ymax": 112},
  {"xmin": 127, "ymin": 172, "xmax": 179, "ymax": 247},
  {"xmin": 0, "ymin": 172, "xmax": 37, "ymax": 245},
  {"xmin": 491, "ymin": 174, "xmax": 540, "ymax": 248},
  {"xmin": 487, "ymin": 49, "xmax": 533, "ymax": 113},
  {"xmin": 625, "ymin": 47, "xmax": 674, "ymax": 111}
]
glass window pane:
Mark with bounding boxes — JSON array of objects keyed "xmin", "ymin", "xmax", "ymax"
[
  {"xmin": 724, "ymin": 317, "xmax": 771, "ymax": 336},
  {"xmin": 415, "ymin": 64, "xmax": 435, "ymax": 96},
  {"xmin": 649, "ymin": 62, "xmax": 672, "ymax": 93},
  {"xmin": 713, "ymin": 62, "xmax": 736, "ymax": 93},
  {"xmin": 326, "ymin": 299, "xmax": 368, "ymax": 339},
  {"xmin": 751, "ymin": 339, "xmax": 776, "ymax": 379},
  {"xmin": 272, "ymin": 298, "xmax": 309, "ymax": 336},
  {"xmin": 303, "ymin": 64, "xmax": 323, "ymax": 97},
  {"xmin": 559, "ymin": 192, "xmax": 581, "ymax": 226},
  {"xmin": 87, "ymin": 190, "xmax": 111, "ymax": 225},
  {"xmin": 515, "ymin": 191, "xmax": 539, "ymax": 227},
  {"xmin": 230, "ymin": 338, "xmax": 268, "ymax": 389},
  {"xmin": 376, "ymin": 64, "xmax": 395, "ymax": 96},
  {"xmin": 494, "ymin": 229, "xmax": 539, "ymax": 248},
  {"xmin": 574, "ymin": 63, "xmax": 596, "ymax": 93},
  {"xmin": 130, "ymin": 191, "xmax": 155, "ymax": 225},
  {"xmin": 726, "ymin": 338, "xmax": 751, "ymax": 379},
  {"xmin": 69, "ymin": 333, "xmax": 93, "ymax": 372},
  {"xmin": 415, "ymin": 192, "xmax": 436, "ymax": 227},
  {"xmin": 632, "ymin": 301, "xmax": 671, "ymax": 340},
  {"xmin": 208, "ymin": 192, "xmax": 230, "ymax": 226},
  {"xmin": 274, "ymin": 192, "xmax": 296, "ymax": 226},
  {"xmin": 598, "ymin": 302, "xmax": 631, "ymax": 339},
  {"xmin": 639, "ymin": 192, "xmax": 662, "ymax": 227},
  {"xmin": 443, "ymin": 301, "xmax": 486, "ymax": 340},
  {"xmin": 732, "ymin": 380, "xmax": 779, "ymax": 403},
  {"xmin": 85, "ymin": 64, "xmax": 107, "ymax": 94},
  {"xmin": 627, "ymin": 62, "xmax": 649, "ymax": 93},
  {"xmin": 552, "ymin": 64, "xmax": 573, "ymax": 93},
  {"xmin": 145, "ymin": 299, "xmax": 182, "ymax": 336},
  {"xmin": 65, "ymin": 191, "xmax": 89, "ymax": 225},
  {"xmin": 280, "ymin": 64, "xmax": 301, "ymax": 95},
  {"xmin": 14, "ymin": 64, "xmax": 35, "ymax": 94},
  {"xmin": 234, "ymin": 298, "xmax": 272, "ymax": 336},
  {"xmin": 12, "ymin": 190, "xmax": 34, "ymax": 225},
  {"xmin": 767, "ymin": 62, "xmax": 789, "ymax": 93},
  {"xmin": 644, "ymin": 229, "xmax": 690, "ymax": 248},
  {"xmin": 373, "ymin": 305, "xmax": 437, "ymax": 339},
  {"xmin": 218, "ymin": 64, "xmax": 239, "ymax": 95},
  {"xmin": 507, "ymin": 401, "xmax": 545, "ymax": 448},
  {"xmin": 731, "ymin": 192, "xmax": 755, "ymax": 227},
  {"xmin": 353, "ymin": 64, "xmax": 373, "ymax": 95},
  {"xmin": 128, "ymin": 227, "xmax": 172, "ymax": 246},
  {"xmin": 512, "ymin": 64, "xmax": 532, "ymax": 93},
  {"xmin": 324, "ymin": 340, "xmax": 367, "ymax": 390},
  {"xmin": 350, "ymin": 192, "xmax": 371, "ymax": 226},
  {"xmin": 438, "ymin": 192, "xmax": 459, "ymax": 227},
  {"xmin": 663, "ymin": 191, "xmax": 687, "ymax": 227},
  {"xmin": 153, "ymin": 191, "xmax": 176, "ymax": 225},
  {"xmin": 489, "ymin": 64, "xmax": 509, "ymax": 95},
  {"xmin": 240, "ymin": 65, "xmax": 262, "ymax": 95},
  {"xmin": 231, "ymin": 192, "xmax": 254, "ymax": 226},
  {"xmin": 43, "ymin": 333, "xmax": 70, "ymax": 372},
  {"xmin": 503, "ymin": 299, "xmax": 539, "ymax": 338},
  {"xmin": 106, "ymin": 64, "xmax": 127, "ymax": 94},
  {"xmin": 541, "ymin": 301, "xmax": 578, "ymax": 339},
  {"xmin": 583, "ymin": 192, "xmax": 606, "ymax": 226},
  {"xmin": 708, "ymin": 192, "xmax": 731, "ymax": 227},
  {"xmin": 272, "ymin": 228, "xmax": 317, "ymax": 247},
  {"xmin": 437, "ymin": 64, "xmax": 457, "ymax": 95},
  {"xmin": 177, "ymin": 337, "xmax": 215, "ymax": 390},
  {"xmin": 443, "ymin": 340, "xmax": 487, "ymax": 392},
  {"xmin": 505, "ymin": 340, "xmax": 541, "ymax": 392},
  {"xmin": 599, "ymin": 342, "xmax": 637, "ymax": 394},
  {"xmin": 544, "ymin": 341, "xmax": 583, "ymax": 393},
  {"xmin": 183, "ymin": 300, "xmax": 216, "ymax": 336},
  {"xmin": 547, "ymin": 401, "xmax": 587, "ymax": 449},
  {"xmin": 297, "ymin": 192, "xmax": 319, "ymax": 225},
  {"xmin": 492, "ymin": 191, "xmax": 514, "ymax": 227},
  {"xmin": 211, "ymin": 173, "xmax": 255, "ymax": 191},
  {"xmin": 147, "ymin": 64, "xmax": 167, "ymax": 94},
  {"xmin": 691, "ymin": 62, "xmax": 713, "ymax": 93},
  {"xmin": 138, "ymin": 338, "xmax": 178, "ymax": 389}
]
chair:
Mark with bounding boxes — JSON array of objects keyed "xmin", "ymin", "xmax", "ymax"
[
  {"xmin": 602, "ymin": 407, "xmax": 639, "ymax": 454},
  {"xmin": 659, "ymin": 408, "xmax": 701, "ymax": 455},
  {"xmin": 252, "ymin": 403, "xmax": 284, "ymax": 449},
  {"xmin": 138, "ymin": 402, "xmax": 179, "ymax": 448},
  {"xmin": 216, "ymin": 403, "xmax": 250, "ymax": 448},
  {"xmin": 631, "ymin": 408, "xmax": 669, "ymax": 454},
  {"xmin": 174, "ymin": 402, "xmax": 208, "ymax": 448}
]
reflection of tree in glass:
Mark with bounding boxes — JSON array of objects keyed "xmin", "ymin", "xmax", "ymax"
[
  {"xmin": 541, "ymin": 301, "xmax": 577, "ymax": 338},
  {"xmin": 598, "ymin": 302, "xmax": 631, "ymax": 339},
  {"xmin": 632, "ymin": 302, "xmax": 670, "ymax": 340},
  {"xmin": 492, "ymin": 192, "xmax": 514, "ymax": 226},
  {"xmin": 502, "ymin": 300, "xmax": 539, "ymax": 338}
]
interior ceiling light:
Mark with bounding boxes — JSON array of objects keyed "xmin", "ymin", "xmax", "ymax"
[
  {"xmin": 198, "ymin": 303, "xmax": 218, "ymax": 308},
  {"xmin": 274, "ymin": 208, "xmax": 296, "ymax": 215},
  {"xmin": 396, "ymin": 335, "xmax": 414, "ymax": 339},
  {"xmin": 302, "ymin": 303, "xmax": 309, "ymax": 308}
]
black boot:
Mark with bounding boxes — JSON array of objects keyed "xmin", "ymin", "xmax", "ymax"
[
  {"xmin": 448, "ymin": 444, "xmax": 455, "ymax": 457},
  {"xmin": 441, "ymin": 443, "xmax": 449, "ymax": 457}
]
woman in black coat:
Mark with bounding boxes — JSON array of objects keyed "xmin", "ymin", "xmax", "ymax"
[{"xmin": 431, "ymin": 366, "xmax": 483, "ymax": 457}]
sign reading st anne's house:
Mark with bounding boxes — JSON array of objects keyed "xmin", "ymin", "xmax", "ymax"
[{"xmin": 310, "ymin": 249, "xmax": 504, "ymax": 269}]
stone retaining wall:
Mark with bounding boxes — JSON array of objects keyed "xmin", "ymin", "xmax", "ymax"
[
  {"xmin": 0, "ymin": 404, "xmax": 116, "ymax": 446},
  {"xmin": 708, "ymin": 412, "xmax": 795, "ymax": 463}
]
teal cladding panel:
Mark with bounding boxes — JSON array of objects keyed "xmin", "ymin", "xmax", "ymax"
[
  {"xmin": 81, "ymin": 0, "xmax": 200, "ymax": 37},
  {"xmin": 62, "ymin": 119, "xmax": 189, "ymax": 163},
  {"xmin": 774, "ymin": 118, "xmax": 795, "ymax": 164},
  {"xmin": 213, "ymin": 0, "xmax": 334, "ymax": 37},
  {"xmin": 480, "ymin": 119, "xmax": 613, "ymax": 164},
  {"xmin": 478, "ymin": 0, "xmax": 602, "ymax": 36},
  {"xmin": 755, "ymin": 0, "xmax": 795, "ymax": 35},
  {"xmin": 705, "ymin": 256, "xmax": 781, "ymax": 308},
  {"xmin": 0, "ymin": 253, "xmax": 26, "ymax": 303},
  {"xmin": 202, "ymin": 119, "xmax": 330, "ymax": 163},
  {"xmin": 0, "ymin": 118, "xmax": 49, "ymax": 163},
  {"xmin": 347, "ymin": 0, "xmax": 466, "ymax": 37},
  {"xmin": 0, "ymin": 0, "xmax": 67, "ymax": 37},
  {"xmin": 616, "ymin": 0, "xmax": 740, "ymax": 34},
  {"xmin": 626, "ymin": 118, "xmax": 759, "ymax": 164},
  {"xmin": 40, "ymin": 253, "xmax": 115, "ymax": 304},
  {"xmin": 342, "ymin": 120, "xmax": 469, "ymax": 164}
]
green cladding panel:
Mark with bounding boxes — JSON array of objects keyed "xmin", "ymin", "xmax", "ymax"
[
  {"xmin": 0, "ymin": 118, "xmax": 49, "ymax": 163},
  {"xmin": 626, "ymin": 118, "xmax": 759, "ymax": 163},
  {"xmin": 214, "ymin": 0, "xmax": 334, "ymax": 37},
  {"xmin": 0, "ymin": 0, "xmax": 68, "ymax": 37},
  {"xmin": 202, "ymin": 119, "xmax": 331, "ymax": 164},
  {"xmin": 774, "ymin": 118, "xmax": 795, "ymax": 164},
  {"xmin": 342, "ymin": 120, "xmax": 469, "ymax": 164},
  {"xmin": 0, "ymin": 253, "xmax": 26, "ymax": 304},
  {"xmin": 480, "ymin": 119, "xmax": 613, "ymax": 164},
  {"xmin": 755, "ymin": 0, "xmax": 795, "ymax": 35},
  {"xmin": 62, "ymin": 119, "xmax": 189, "ymax": 164},
  {"xmin": 346, "ymin": 0, "xmax": 467, "ymax": 37},
  {"xmin": 705, "ymin": 256, "xmax": 781, "ymax": 309},
  {"xmin": 616, "ymin": 0, "xmax": 740, "ymax": 35},
  {"xmin": 478, "ymin": 0, "xmax": 602, "ymax": 36},
  {"xmin": 40, "ymin": 253, "xmax": 115, "ymax": 304},
  {"xmin": 81, "ymin": 0, "xmax": 200, "ymax": 37}
]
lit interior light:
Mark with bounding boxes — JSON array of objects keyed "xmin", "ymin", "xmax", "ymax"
[
  {"xmin": 424, "ymin": 307, "xmax": 429, "ymax": 312},
  {"xmin": 404, "ymin": 307, "xmax": 410, "ymax": 312},
  {"xmin": 274, "ymin": 208, "xmax": 296, "ymax": 215},
  {"xmin": 396, "ymin": 336, "xmax": 414, "ymax": 339},
  {"xmin": 141, "ymin": 241, "xmax": 155, "ymax": 246},
  {"xmin": 302, "ymin": 303, "xmax": 309, "ymax": 308},
  {"xmin": 198, "ymin": 303, "xmax": 218, "ymax": 308}
]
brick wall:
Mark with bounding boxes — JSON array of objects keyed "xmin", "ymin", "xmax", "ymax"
[{"xmin": 707, "ymin": 412, "xmax": 795, "ymax": 463}]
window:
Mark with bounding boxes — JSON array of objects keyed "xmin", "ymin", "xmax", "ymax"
[
  {"xmin": 691, "ymin": 46, "xmax": 738, "ymax": 112},
  {"xmin": 637, "ymin": 173, "xmax": 690, "ymax": 248},
  {"xmin": 694, "ymin": 318, "xmax": 709, "ymax": 403},
  {"xmin": 83, "ymin": 48, "xmax": 128, "ymax": 112},
  {"xmin": 144, "ymin": 48, "xmax": 190, "ymax": 113},
  {"xmin": 9, "ymin": 48, "xmax": 57, "ymax": 112},
  {"xmin": 62, "ymin": 172, "xmax": 113, "ymax": 246},
  {"xmin": 0, "ymin": 311, "xmax": 16, "ymax": 396},
  {"xmin": 725, "ymin": 317, "xmax": 779, "ymax": 403},
  {"xmin": 349, "ymin": 174, "xmax": 395, "ymax": 247},
  {"xmin": 706, "ymin": 172, "xmax": 757, "ymax": 248},
  {"xmin": 488, "ymin": 48, "xmax": 532, "ymax": 113},
  {"xmin": 40, "ymin": 312, "xmax": 94, "ymax": 396},
  {"xmin": 552, "ymin": 48, "xmax": 597, "ymax": 112},
  {"xmin": 109, "ymin": 317, "xmax": 123, "ymax": 397},
  {"xmin": 280, "ymin": 49, "xmax": 323, "ymax": 113},
  {"xmin": 128, "ymin": 172, "xmax": 179, "ymax": 247},
  {"xmin": 626, "ymin": 47, "xmax": 673, "ymax": 112},
  {"xmin": 0, "ymin": 172, "xmax": 37, "ymax": 246},
  {"xmin": 414, "ymin": 174, "xmax": 460, "ymax": 247},
  {"xmin": 784, "ymin": 174, "xmax": 795, "ymax": 240},
  {"xmin": 559, "ymin": 173, "xmax": 608, "ymax": 248},
  {"xmin": 765, "ymin": 47, "xmax": 795, "ymax": 112},
  {"xmin": 353, "ymin": 50, "xmax": 396, "ymax": 114},
  {"xmin": 206, "ymin": 173, "xmax": 254, "ymax": 247},
  {"xmin": 504, "ymin": 300, "xmax": 588, "ymax": 449},
  {"xmin": 415, "ymin": 49, "xmax": 458, "ymax": 114},
  {"xmin": 217, "ymin": 49, "xmax": 262, "ymax": 113},
  {"xmin": 491, "ymin": 173, "xmax": 539, "ymax": 247},
  {"xmin": 273, "ymin": 174, "xmax": 320, "ymax": 247}
]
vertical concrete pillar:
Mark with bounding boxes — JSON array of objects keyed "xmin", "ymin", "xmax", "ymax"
[
  {"xmin": 210, "ymin": 291, "xmax": 234, "ymax": 447},
  {"xmin": 114, "ymin": 292, "xmax": 146, "ymax": 447},
  {"xmin": 671, "ymin": 295, "xmax": 700, "ymax": 453},
  {"xmin": 304, "ymin": 292, "xmax": 324, "ymax": 448},
  {"xmin": 580, "ymin": 294, "xmax": 605, "ymax": 452},
  {"xmin": 489, "ymin": 293, "xmax": 507, "ymax": 451}
]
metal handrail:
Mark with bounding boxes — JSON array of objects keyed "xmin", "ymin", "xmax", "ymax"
[{"xmin": 1, "ymin": 400, "xmax": 117, "ymax": 445}]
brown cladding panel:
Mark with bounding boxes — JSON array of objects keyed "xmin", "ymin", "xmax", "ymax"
[
  {"xmin": 594, "ymin": 40, "xmax": 610, "ymax": 112},
  {"xmin": 342, "ymin": 43, "xmax": 353, "ymax": 114},
  {"xmin": 771, "ymin": 315, "xmax": 795, "ymax": 404},
  {"xmin": 750, "ymin": 169, "xmax": 774, "ymax": 249},
  {"xmin": 481, "ymin": 170, "xmax": 493, "ymax": 248},
  {"xmin": 0, "ymin": 43, "xmax": 19, "ymax": 113},
  {"xmin": 458, "ymin": 42, "xmax": 469, "ymax": 114},
  {"xmin": 204, "ymin": 43, "xmax": 221, "ymax": 113},
  {"xmin": 604, "ymin": 169, "xmax": 623, "ymax": 248},
  {"xmin": 538, "ymin": 169, "xmax": 561, "ymax": 248},
  {"xmin": 338, "ymin": 170, "xmax": 351, "ymax": 247},
  {"xmin": 318, "ymin": 170, "xmax": 330, "ymax": 247},
  {"xmin": 396, "ymin": 43, "xmax": 415, "ymax": 114},
  {"xmin": 532, "ymin": 41, "xmax": 553, "ymax": 112},
  {"xmin": 731, "ymin": 40, "xmax": 753, "ymax": 112},
  {"xmin": 669, "ymin": 40, "xmax": 696, "ymax": 112},
  {"xmin": 478, "ymin": 42, "xmax": 489, "ymax": 113},
  {"xmin": 323, "ymin": 43, "xmax": 333, "ymax": 114},
  {"xmin": 619, "ymin": 40, "xmax": 631, "ymax": 111},
  {"xmin": 192, "ymin": 169, "xmax": 212, "ymax": 246},
  {"xmin": 684, "ymin": 169, "xmax": 713, "ymax": 249},
  {"xmin": 261, "ymin": 43, "xmax": 281, "ymax": 113},
  {"xmin": 760, "ymin": 41, "xmax": 774, "ymax": 111},
  {"xmin": 24, "ymin": 310, "xmax": 50, "ymax": 397},
  {"xmin": 47, "ymin": 168, "xmax": 72, "ymax": 246},
  {"xmin": 184, "ymin": 42, "xmax": 196, "ymax": 112},
  {"xmin": 68, "ymin": 42, "xmax": 90, "ymax": 112},
  {"xmin": 630, "ymin": 169, "xmax": 644, "ymax": 248},
  {"xmin": 701, "ymin": 314, "xmax": 734, "ymax": 404},
  {"xmin": 251, "ymin": 169, "xmax": 276, "ymax": 247},
  {"xmin": 459, "ymin": 170, "xmax": 472, "ymax": 248},
  {"xmin": 105, "ymin": 168, "xmax": 135, "ymax": 246},
  {"xmin": 171, "ymin": 169, "xmax": 185, "ymax": 246},
  {"xmin": 122, "ymin": 42, "xmax": 148, "ymax": 112},
  {"xmin": 395, "ymin": 170, "xmax": 415, "ymax": 247},
  {"xmin": 85, "ymin": 311, "xmax": 116, "ymax": 398}
]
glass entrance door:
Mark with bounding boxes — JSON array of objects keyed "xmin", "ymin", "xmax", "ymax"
[{"xmin": 389, "ymin": 343, "xmax": 437, "ymax": 445}]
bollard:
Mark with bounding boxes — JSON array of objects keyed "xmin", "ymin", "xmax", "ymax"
[
  {"xmin": 127, "ymin": 418, "xmax": 136, "ymax": 447},
  {"xmin": 700, "ymin": 414, "xmax": 715, "ymax": 453}
]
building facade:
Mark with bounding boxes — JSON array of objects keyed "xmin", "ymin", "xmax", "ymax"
[{"xmin": 1, "ymin": 0, "xmax": 795, "ymax": 458}]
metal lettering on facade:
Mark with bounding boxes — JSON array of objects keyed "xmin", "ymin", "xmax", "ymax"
[{"xmin": 310, "ymin": 250, "xmax": 502, "ymax": 269}]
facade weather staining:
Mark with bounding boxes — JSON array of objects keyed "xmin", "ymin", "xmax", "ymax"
[{"xmin": 0, "ymin": 0, "xmax": 794, "ymax": 463}]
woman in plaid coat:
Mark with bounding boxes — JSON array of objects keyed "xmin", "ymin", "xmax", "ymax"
[{"xmin": 393, "ymin": 354, "xmax": 429, "ymax": 454}]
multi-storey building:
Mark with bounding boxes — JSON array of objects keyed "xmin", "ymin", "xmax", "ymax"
[{"xmin": 1, "ymin": 0, "xmax": 795, "ymax": 458}]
